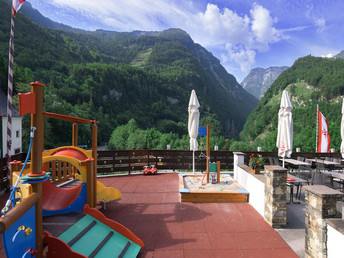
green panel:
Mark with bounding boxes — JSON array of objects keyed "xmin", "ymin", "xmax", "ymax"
[
  {"xmin": 209, "ymin": 162, "xmax": 217, "ymax": 172},
  {"xmin": 59, "ymin": 214, "xmax": 141, "ymax": 257}
]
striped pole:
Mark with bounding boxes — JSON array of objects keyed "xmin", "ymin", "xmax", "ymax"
[
  {"xmin": 6, "ymin": 10, "xmax": 15, "ymax": 179},
  {"xmin": 315, "ymin": 104, "xmax": 319, "ymax": 152}
]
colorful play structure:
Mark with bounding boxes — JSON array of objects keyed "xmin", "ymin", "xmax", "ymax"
[{"xmin": 0, "ymin": 82, "xmax": 144, "ymax": 257}]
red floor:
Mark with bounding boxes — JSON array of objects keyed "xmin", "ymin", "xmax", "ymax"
[{"xmin": 0, "ymin": 173, "xmax": 297, "ymax": 257}]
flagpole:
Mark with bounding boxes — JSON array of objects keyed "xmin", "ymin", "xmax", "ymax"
[
  {"xmin": 6, "ymin": 9, "xmax": 15, "ymax": 180},
  {"xmin": 315, "ymin": 104, "xmax": 319, "ymax": 153}
]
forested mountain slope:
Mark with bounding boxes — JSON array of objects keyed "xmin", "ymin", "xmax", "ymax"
[
  {"xmin": 231, "ymin": 55, "xmax": 344, "ymax": 152},
  {"xmin": 0, "ymin": 0, "xmax": 257, "ymax": 149}
]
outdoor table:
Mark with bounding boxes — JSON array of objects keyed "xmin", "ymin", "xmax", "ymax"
[
  {"xmin": 281, "ymin": 158, "xmax": 310, "ymax": 166},
  {"xmin": 287, "ymin": 174, "xmax": 308, "ymax": 204},
  {"xmin": 280, "ymin": 158, "xmax": 311, "ymax": 174},
  {"xmin": 311, "ymin": 159, "xmax": 341, "ymax": 171},
  {"xmin": 311, "ymin": 159, "xmax": 340, "ymax": 166}
]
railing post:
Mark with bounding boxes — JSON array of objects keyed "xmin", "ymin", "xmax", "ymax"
[
  {"xmin": 147, "ymin": 150, "xmax": 150, "ymax": 166},
  {"xmin": 264, "ymin": 165, "xmax": 287, "ymax": 228},
  {"xmin": 303, "ymin": 185, "xmax": 343, "ymax": 258},
  {"xmin": 128, "ymin": 151, "xmax": 131, "ymax": 175},
  {"xmin": 233, "ymin": 152, "xmax": 245, "ymax": 181}
]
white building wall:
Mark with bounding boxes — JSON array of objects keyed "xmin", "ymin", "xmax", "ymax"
[
  {"xmin": 327, "ymin": 224, "xmax": 344, "ymax": 258},
  {"xmin": 1, "ymin": 116, "xmax": 22, "ymax": 158}
]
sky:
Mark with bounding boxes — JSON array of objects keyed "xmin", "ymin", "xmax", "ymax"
[{"xmin": 26, "ymin": 0, "xmax": 344, "ymax": 82}]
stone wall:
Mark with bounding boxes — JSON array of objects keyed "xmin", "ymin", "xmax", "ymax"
[
  {"xmin": 264, "ymin": 165, "xmax": 287, "ymax": 228},
  {"xmin": 304, "ymin": 185, "xmax": 343, "ymax": 258}
]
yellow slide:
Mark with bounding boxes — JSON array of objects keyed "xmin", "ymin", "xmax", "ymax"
[
  {"xmin": 96, "ymin": 181, "xmax": 122, "ymax": 209},
  {"xmin": 74, "ymin": 173, "xmax": 122, "ymax": 208}
]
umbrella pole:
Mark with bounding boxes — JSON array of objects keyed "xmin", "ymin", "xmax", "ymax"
[
  {"xmin": 283, "ymin": 157, "xmax": 285, "ymax": 168},
  {"xmin": 193, "ymin": 151, "xmax": 195, "ymax": 174}
]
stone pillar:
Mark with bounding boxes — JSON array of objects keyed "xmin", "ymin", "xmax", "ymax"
[
  {"xmin": 264, "ymin": 165, "xmax": 287, "ymax": 228},
  {"xmin": 303, "ymin": 185, "xmax": 343, "ymax": 258},
  {"xmin": 233, "ymin": 152, "xmax": 245, "ymax": 181}
]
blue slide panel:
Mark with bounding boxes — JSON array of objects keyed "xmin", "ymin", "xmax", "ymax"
[{"xmin": 3, "ymin": 205, "xmax": 36, "ymax": 258}]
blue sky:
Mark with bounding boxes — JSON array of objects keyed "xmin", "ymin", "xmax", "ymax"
[{"xmin": 26, "ymin": 0, "xmax": 344, "ymax": 82}]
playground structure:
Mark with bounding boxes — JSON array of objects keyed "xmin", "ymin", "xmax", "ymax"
[
  {"xmin": 11, "ymin": 144, "xmax": 122, "ymax": 215},
  {"xmin": 10, "ymin": 98, "xmax": 122, "ymax": 214},
  {"xmin": 0, "ymin": 82, "xmax": 143, "ymax": 257}
]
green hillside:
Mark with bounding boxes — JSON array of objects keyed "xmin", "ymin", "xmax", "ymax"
[
  {"xmin": 231, "ymin": 55, "xmax": 344, "ymax": 152},
  {"xmin": 0, "ymin": 1, "xmax": 257, "ymax": 149}
]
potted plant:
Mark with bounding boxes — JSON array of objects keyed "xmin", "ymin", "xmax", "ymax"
[{"xmin": 248, "ymin": 153, "xmax": 264, "ymax": 174}]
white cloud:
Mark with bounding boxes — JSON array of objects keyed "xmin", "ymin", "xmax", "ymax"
[
  {"xmin": 193, "ymin": 3, "xmax": 281, "ymax": 74},
  {"xmin": 251, "ymin": 3, "xmax": 279, "ymax": 45},
  {"xmin": 45, "ymin": 0, "xmax": 282, "ymax": 77},
  {"xmin": 314, "ymin": 18, "xmax": 326, "ymax": 33},
  {"xmin": 320, "ymin": 53, "xmax": 333, "ymax": 58}
]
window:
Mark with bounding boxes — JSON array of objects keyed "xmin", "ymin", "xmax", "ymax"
[
  {"xmin": 14, "ymin": 148, "xmax": 20, "ymax": 154},
  {"xmin": 16, "ymin": 130, "xmax": 20, "ymax": 138}
]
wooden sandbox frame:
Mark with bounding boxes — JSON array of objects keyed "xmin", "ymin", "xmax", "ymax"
[{"xmin": 179, "ymin": 174, "xmax": 249, "ymax": 203}]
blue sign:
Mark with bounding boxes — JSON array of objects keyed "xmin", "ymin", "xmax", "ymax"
[{"xmin": 198, "ymin": 127, "xmax": 207, "ymax": 136}]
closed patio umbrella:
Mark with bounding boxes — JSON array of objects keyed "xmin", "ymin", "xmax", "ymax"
[
  {"xmin": 276, "ymin": 90, "xmax": 293, "ymax": 168},
  {"xmin": 340, "ymin": 98, "xmax": 344, "ymax": 158},
  {"xmin": 188, "ymin": 90, "xmax": 200, "ymax": 174}
]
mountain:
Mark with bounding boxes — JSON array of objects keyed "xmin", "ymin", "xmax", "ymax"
[
  {"xmin": 2, "ymin": 0, "xmax": 79, "ymax": 31},
  {"xmin": 241, "ymin": 66, "xmax": 288, "ymax": 99},
  {"xmin": 232, "ymin": 55, "xmax": 344, "ymax": 152},
  {"xmin": 335, "ymin": 50, "xmax": 344, "ymax": 59},
  {"xmin": 0, "ymin": 0, "xmax": 257, "ymax": 148}
]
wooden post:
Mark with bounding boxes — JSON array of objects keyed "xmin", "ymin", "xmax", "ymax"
[
  {"xmin": 72, "ymin": 123, "xmax": 78, "ymax": 147},
  {"xmin": 217, "ymin": 161, "xmax": 221, "ymax": 183},
  {"xmin": 85, "ymin": 158, "xmax": 95, "ymax": 207},
  {"xmin": 206, "ymin": 124, "xmax": 210, "ymax": 183},
  {"xmin": 30, "ymin": 81, "xmax": 45, "ymax": 258},
  {"xmin": 91, "ymin": 123, "xmax": 97, "ymax": 207}
]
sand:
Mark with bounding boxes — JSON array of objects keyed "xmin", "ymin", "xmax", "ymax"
[{"xmin": 183, "ymin": 174, "xmax": 244, "ymax": 192}]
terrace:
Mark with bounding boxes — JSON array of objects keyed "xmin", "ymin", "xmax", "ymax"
[{"xmin": 0, "ymin": 150, "xmax": 343, "ymax": 257}]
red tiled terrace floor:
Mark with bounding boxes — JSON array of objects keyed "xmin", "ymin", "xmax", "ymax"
[
  {"xmin": 0, "ymin": 173, "xmax": 297, "ymax": 257},
  {"xmin": 100, "ymin": 173, "xmax": 297, "ymax": 257}
]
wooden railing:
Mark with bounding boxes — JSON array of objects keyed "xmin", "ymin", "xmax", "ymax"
[
  {"xmin": 0, "ymin": 153, "xmax": 27, "ymax": 192},
  {"xmin": 43, "ymin": 160, "xmax": 76, "ymax": 184},
  {"xmin": 97, "ymin": 150, "xmax": 234, "ymax": 174},
  {"xmin": 1, "ymin": 150, "xmax": 342, "ymax": 189},
  {"xmin": 97, "ymin": 150, "xmax": 342, "ymax": 175}
]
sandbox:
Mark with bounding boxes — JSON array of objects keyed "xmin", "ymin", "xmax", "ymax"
[{"xmin": 179, "ymin": 174, "xmax": 249, "ymax": 203}]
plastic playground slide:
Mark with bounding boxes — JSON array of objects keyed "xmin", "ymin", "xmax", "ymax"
[{"xmin": 43, "ymin": 205, "xmax": 144, "ymax": 257}]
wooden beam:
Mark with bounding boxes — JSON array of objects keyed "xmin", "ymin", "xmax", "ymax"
[{"xmin": 30, "ymin": 81, "xmax": 44, "ymax": 258}]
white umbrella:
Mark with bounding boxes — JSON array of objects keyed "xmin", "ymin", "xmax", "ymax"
[
  {"xmin": 340, "ymin": 98, "xmax": 344, "ymax": 158},
  {"xmin": 188, "ymin": 90, "xmax": 200, "ymax": 174},
  {"xmin": 276, "ymin": 90, "xmax": 293, "ymax": 168}
]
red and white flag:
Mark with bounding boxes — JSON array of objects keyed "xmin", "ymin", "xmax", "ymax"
[
  {"xmin": 12, "ymin": 0, "xmax": 25, "ymax": 16},
  {"xmin": 318, "ymin": 109, "xmax": 330, "ymax": 153}
]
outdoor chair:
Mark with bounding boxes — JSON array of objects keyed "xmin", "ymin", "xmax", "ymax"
[
  {"xmin": 325, "ymin": 157, "xmax": 333, "ymax": 162},
  {"xmin": 331, "ymin": 173, "xmax": 344, "ymax": 192},
  {"xmin": 273, "ymin": 157, "xmax": 280, "ymax": 166},
  {"xmin": 316, "ymin": 162, "xmax": 332, "ymax": 185},
  {"xmin": 298, "ymin": 159, "xmax": 312, "ymax": 182},
  {"xmin": 268, "ymin": 157, "xmax": 274, "ymax": 165},
  {"xmin": 332, "ymin": 158, "xmax": 343, "ymax": 173},
  {"xmin": 297, "ymin": 156, "xmax": 305, "ymax": 162}
]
